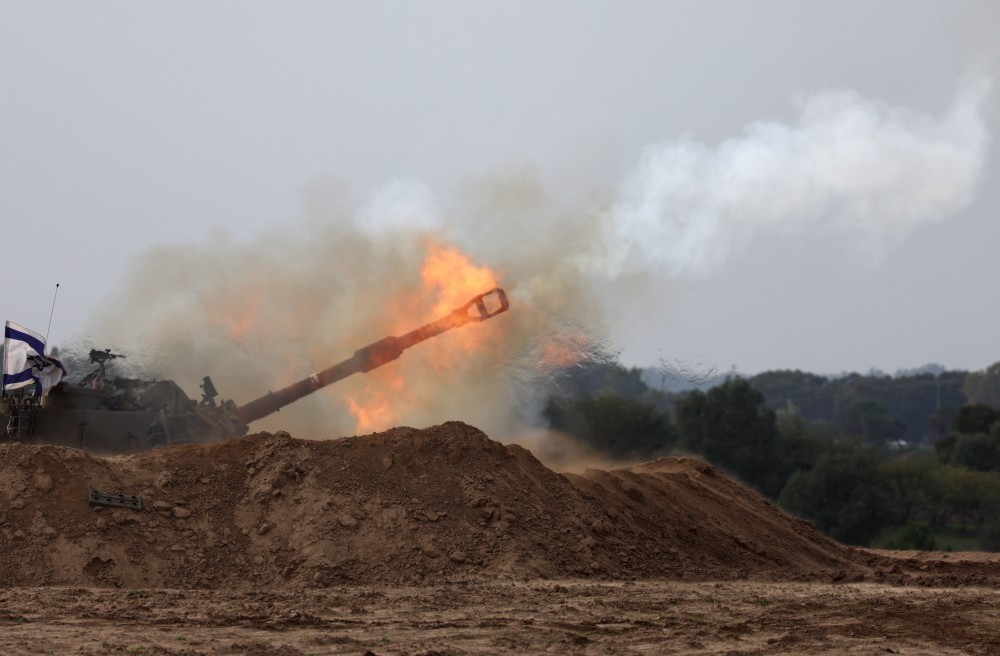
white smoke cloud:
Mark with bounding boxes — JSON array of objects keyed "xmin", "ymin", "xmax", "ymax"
[
  {"xmin": 601, "ymin": 79, "xmax": 992, "ymax": 277},
  {"xmin": 76, "ymin": 77, "xmax": 993, "ymax": 441},
  {"xmin": 357, "ymin": 177, "xmax": 442, "ymax": 234}
]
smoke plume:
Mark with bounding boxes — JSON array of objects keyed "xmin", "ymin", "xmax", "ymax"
[
  {"xmin": 601, "ymin": 79, "xmax": 991, "ymax": 277},
  {"xmin": 78, "ymin": 79, "xmax": 991, "ymax": 441}
]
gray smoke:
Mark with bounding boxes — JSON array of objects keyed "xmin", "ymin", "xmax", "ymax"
[
  {"xmin": 78, "ymin": 78, "xmax": 992, "ymax": 440},
  {"xmin": 600, "ymin": 79, "xmax": 991, "ymax": 277}
]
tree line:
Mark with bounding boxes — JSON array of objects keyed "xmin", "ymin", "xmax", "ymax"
[{"xmin": 543, "ymin": 361, "xmax": 1000, "ymax": 550}]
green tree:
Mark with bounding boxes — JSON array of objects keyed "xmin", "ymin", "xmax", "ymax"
[
  {"xmin": 778, "ymin": 444, "xmax": 890, "ymax": 545},
  {"xmin": 964, "ymin": 363, "xmax": 1000, "ymax": 408},
  {"xmin": 938, "ymin": 467, "xmax": 1000, "ymax": 533},
  {"xmin": 544, "ymin": 394, "xmax": 675, "ymax": 459},
  {"xmin": 554, "ymin": 361, "xmax": 649, "ymax": 400},
  {"xmin": 752, "ymin": 368, "xmax": 967, "ymax": 445},
  {"xmin": 935, "ymin": 434, "xmax": 958, "ymax": 464},
  {"xmin": 750, "ymin": 369, "xmax": 832, "ymax": 419},
  {"xmin": 876, "ymin": 523, "xmax": 936, "ymax": 550},
  {"xmin": 949, "ymin": 433, "xmax": 1000, "ymax": 472},
  {"xmin": 675, "ymin": 377, "xmax": 783, "ymax": 497},
  {"xmin": 773, "ymin": 404, "xmax": 833, "ymax": 478},
  {"xmin": 880, "ymin": 455, "xmax": 940, "ymax": 525},
  {"xmin": 847, "ymin": 399, "xmax": 907, "ymax": 446},
  {"xmin": 954, "ymin": 403, "xmax": 1000, "ymax": 435}
]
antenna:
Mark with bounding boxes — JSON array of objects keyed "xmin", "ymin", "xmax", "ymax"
[{"xmin": 45, "ymin": 283, "xmax": 60, "ymax": 353}]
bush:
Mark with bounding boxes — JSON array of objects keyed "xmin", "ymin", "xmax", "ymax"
[
  {"xmin": 544, "ymin": 394, "xmax": 675, "ymax": 459},
  {"xmin": 777, "ymin": 443, "xmax": 890, "ymax": 545},
  {"xmin": 954, "ymin": 403, "xmax": 1000, "ymax": 435},
  {"xmin": 876, "ymin": 523, "xmax": 936, "ymax": 551},
  {"xmin": 949, "ymin": 433, "xmax": 1000, "ymax": 472}
]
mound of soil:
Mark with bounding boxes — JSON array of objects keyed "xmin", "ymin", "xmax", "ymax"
[
  {"xmin": 0, "ymin": 421, "xmax": 885, "ymax": 589},
  {"xmin": 568, "ymin": 458, "xmax": 855, "ymax": 580}
]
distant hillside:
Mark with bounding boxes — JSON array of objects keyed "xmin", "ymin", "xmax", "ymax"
[
  {"xmin": 747, "ymin": 369, "xmax": 968, "ymax": 445},
  {"xmin": 634, "ymin": 361, "xmax": 1000, "ymax": 445}
]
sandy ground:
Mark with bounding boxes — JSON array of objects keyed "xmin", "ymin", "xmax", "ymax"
[
  {"xmin": 1, "ymin": 579, "xmax": 998, "ymax": 656},
  {"xmin": 4, "ymin": 427, "xmax": 1000, "ymax": 655}
]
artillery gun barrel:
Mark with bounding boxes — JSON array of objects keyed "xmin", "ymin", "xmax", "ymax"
[{"xmin": 233, "ymin": 287, "xmax": 509, "ymax": 425}]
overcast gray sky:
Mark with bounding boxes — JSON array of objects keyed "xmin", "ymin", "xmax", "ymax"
[{"xmin": 3, "ymin": 1, "xmax": 999, "ymax": 377}]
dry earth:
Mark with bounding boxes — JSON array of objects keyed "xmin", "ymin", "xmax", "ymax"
[
  {"xmin": 2, "ymin": 580, "xmax": 999, "ymax": 655},
  {"xmin": 2, "ymin": 422, "xmax": 999, "ymax": 654}
]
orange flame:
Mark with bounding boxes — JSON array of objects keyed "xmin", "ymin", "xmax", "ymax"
[
  {"xmin": 537, "ymin": 332, "xmax": 591, "ymax": 371},
  {"xmin": 209, "ymin": 237, "xmax": 501, "ymax": 434},
  {"xmin": 212, "ymin": 292, "xmax": 262, "ymax": 342},
  {"xmin": 421, "ymin": 241, "xmax": 498, "ymax": 317},
  {"xmin": 341, "ymin": 239, "xmax": 503, "ymax": 433},
  {"xmin": 343, "ymin": 391, "xmax": 394, "ymax": 434}
]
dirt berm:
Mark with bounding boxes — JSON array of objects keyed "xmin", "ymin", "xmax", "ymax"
[{"xmin": 0, "ymin": 421, "xmax": 958, "ymax": 589}]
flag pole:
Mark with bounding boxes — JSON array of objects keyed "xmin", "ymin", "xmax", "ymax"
[
  {"xmin": 1, "ymin": 321, "xmax": 6, "ymax": 399},
  {"xmin": 44, "ymin": 283, "xmax": 60, "ymax": 355}
]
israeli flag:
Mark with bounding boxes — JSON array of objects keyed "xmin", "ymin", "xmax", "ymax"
[{"xmin": 3, "ymin": 321, "xmax": 68, "ymax": 396}]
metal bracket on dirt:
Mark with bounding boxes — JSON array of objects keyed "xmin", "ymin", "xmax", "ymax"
[{"xmin": 88, "ymin": 489, "xmax": 143, "ymax": 511}]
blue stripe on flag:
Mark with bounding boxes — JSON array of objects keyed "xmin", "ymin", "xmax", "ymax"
[
  {"xmin": 4, "ymin": 325, "xmax": 46, "ymax": 354},
  {"xmin": 3, "ymin": 370, "xmax": 34, "ymax": 385}
]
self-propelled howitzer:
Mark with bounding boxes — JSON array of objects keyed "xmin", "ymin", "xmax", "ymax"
[{"xmin": 2, "ymin": 288, "xmax": 509, "ymax": 453}]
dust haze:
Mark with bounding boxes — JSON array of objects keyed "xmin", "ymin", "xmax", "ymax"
[
  {"xmin": 77, "ymin": 173, "xmax": 608, "ymax": 440},
  {"xmin": 74, "ymin": 79, "xmax": 991, "ymax": 441}
]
